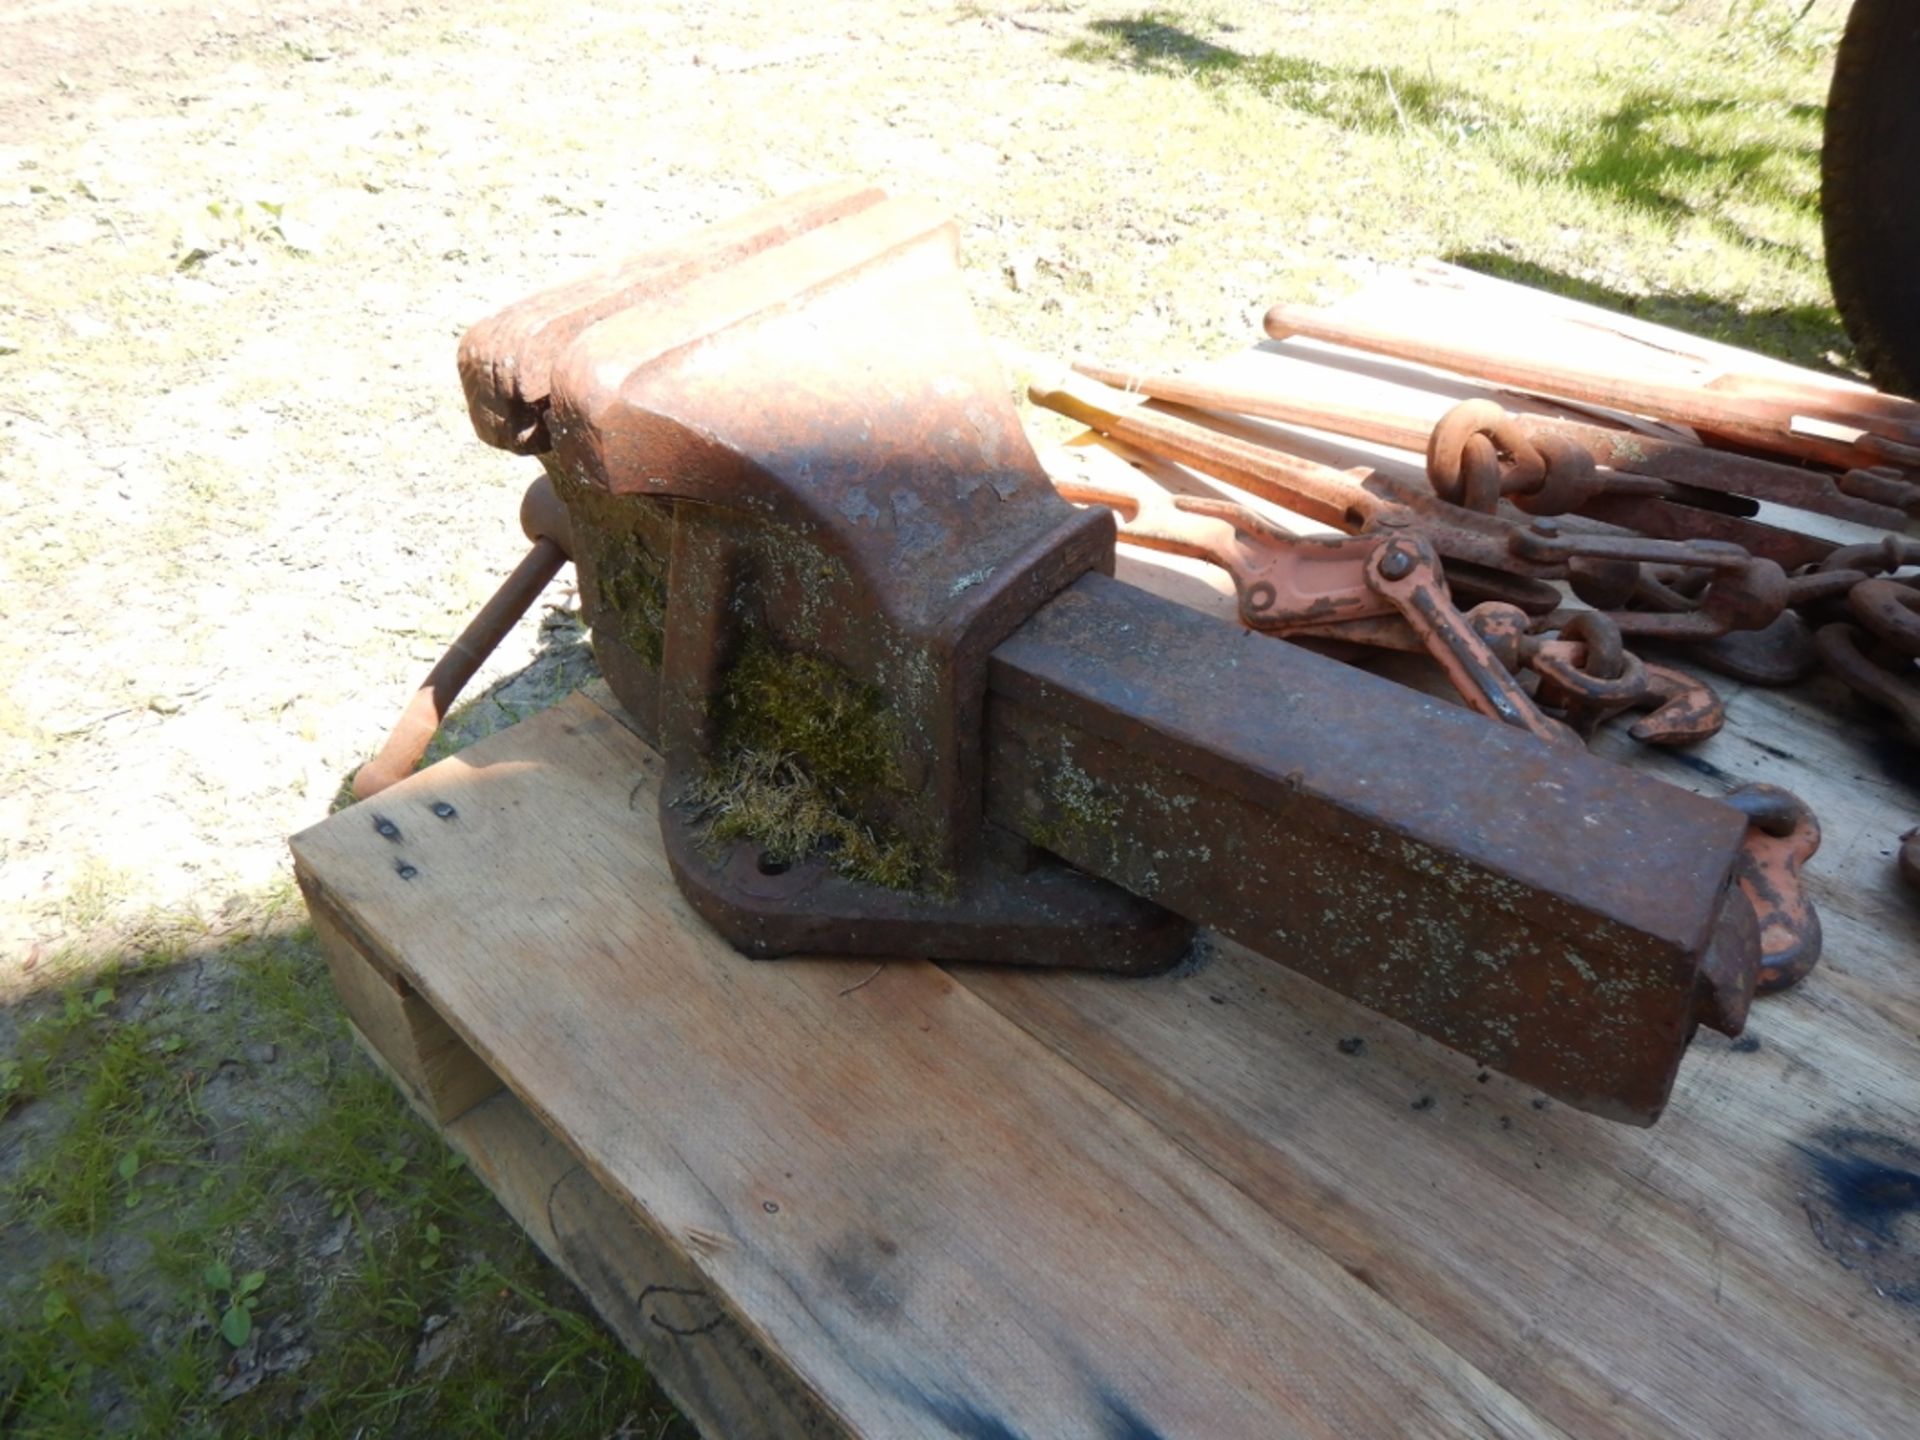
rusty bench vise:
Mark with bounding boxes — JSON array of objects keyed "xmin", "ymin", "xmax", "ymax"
[{"xmin": 440, "ymin": 182, "xmax": 1812, "ymax": 1125}]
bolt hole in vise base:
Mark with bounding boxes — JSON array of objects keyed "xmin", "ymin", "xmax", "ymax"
[{"xmin": 416, "ymin": 183, "xmax": 1819, "ymax": 1125}]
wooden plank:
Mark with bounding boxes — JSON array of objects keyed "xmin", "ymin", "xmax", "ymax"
[
  {"xmin": 304, "ymin": 887, "xmax": 501, "ymax": 1125},
  {"xmin": 953, "ymin": 921, "xmax": 1920, "ymax": 1439},
  {"xmin": 292, "ymin": 693, "xmax": 1570, "ymax": 1440},
  {"xmin": 310, "ymin": 885, "xmax": 845, "ymax": 1436},
  {"xmin": 447, "ymin": 1091, "xmax": 848, "ymax": 1440},
  {"xmin": 349, "ymin": 1035, "xmax": 846, "ymax": 1437}
]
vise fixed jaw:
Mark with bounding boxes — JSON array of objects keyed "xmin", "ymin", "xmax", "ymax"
[
  {"xmin": 460, "ymin": 185, "xmax": 1779, "ymax": 1124},
  {"xmin": 468, "ymin": 183, "xmax": 1192, "ymax": 974}
]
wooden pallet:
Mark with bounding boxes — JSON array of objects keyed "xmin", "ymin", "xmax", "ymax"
[
  {"xmin": 292, "ymin": 679, "xmax": 1920, "ymax": 1438},
  {"xmin": 292, "ymin": 289, "xmax": 1920, "ymax": 1436}
]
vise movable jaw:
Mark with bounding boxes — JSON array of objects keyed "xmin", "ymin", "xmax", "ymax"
[{"xmin": 459, "ymin": 184, "xmax": 1788, "ymax": 1124}]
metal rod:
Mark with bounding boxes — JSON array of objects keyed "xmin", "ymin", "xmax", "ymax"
[
  {"xmin": 351, "ymin": 536, "xmax": 569, "ymax": 800},
  {"xmin": 1028, "ymin": 379, "xmax": 1547, "ymax": 577},
  {"xmin": 1073, "ymin": 360, "xmax": 1907, "ymax": 533},
  {"xmin": 1264, "ymin": 301, "xmax": 1920, "ymax": 477},
  {"xmin": 352, "ymin": 475, "xmax": 574, "ymax": 801}
]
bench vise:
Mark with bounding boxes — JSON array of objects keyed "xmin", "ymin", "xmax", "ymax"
[{"xmin": 439, "ymin": 182, "xmax": 1809, "ymax": 1124}]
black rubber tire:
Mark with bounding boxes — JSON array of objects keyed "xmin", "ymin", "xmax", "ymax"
[{"xmin": 1823, "ymin": 0, "xmax": 1920, "ymax": 397}]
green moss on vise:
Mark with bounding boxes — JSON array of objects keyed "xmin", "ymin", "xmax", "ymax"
[
  {"xmin": 689, "ymin": 638, "xmax": 949, "ymax": 894},
  {"xmin": 549, "ymin": 468, "xmax": 670, "ymax": 670},
  {"xmin": 687, "ymin": 750, "xmax": 924, "ymax": 892},
  {"xmin": 715, "ymin": 640, "xmax": 906, "ymax": 800}
]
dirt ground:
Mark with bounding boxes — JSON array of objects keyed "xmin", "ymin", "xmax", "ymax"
[
  {"xmin": 0, "ymin": 0, "xmax": 1851, "ymax": 974},
  {"xmin": 0, "ymin": 0, "xmax": 1850, "ymax": 1432},
  {"xmin": 4, "ymin": 0, "xmax": 1280, "ymax": 967}
]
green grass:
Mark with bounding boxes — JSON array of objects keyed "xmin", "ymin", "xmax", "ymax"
[
  {"xmin": 0, "ymin": 908, "xmax": 688, "ymax": 1438},
  {"xmin": 1041, "ymin": 0, "xmax": 1846, "ymax": 370},
  {"xmin": 1036, "ymin": 4, "xmax": 1843, "ymax": 372}
]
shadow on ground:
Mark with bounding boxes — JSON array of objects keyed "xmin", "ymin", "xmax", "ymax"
[
  {"xmin": 1564, "ymin": 93, "xmax": 1821, "ymax": 218},
  {"xmin": 1067, "ymin": 11, "xmax": 1828, "ymax": 265},
  {"xmin": 1064, "ymin": 12, "xmax": 1487, "ymax": 137},
  {"xmin": 1, "ymin": 635, "xmax": 685, "ymax": 1438}
]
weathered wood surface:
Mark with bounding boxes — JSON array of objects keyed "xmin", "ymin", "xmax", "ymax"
[
  {"xmin": 291, "ymin": 681, "xmax": 1920, "ymax": 1439},
  {"xmin": 293, "ymin": 282, "xmax": 1920, "ymax": 1437},
  {"xmin": 323, "ymin": 904, "xmax": 850, "ymax": 1440},
  {"xmin": 295, "ymin": 695, "xmax": 1566, "ymax": 1438}
]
